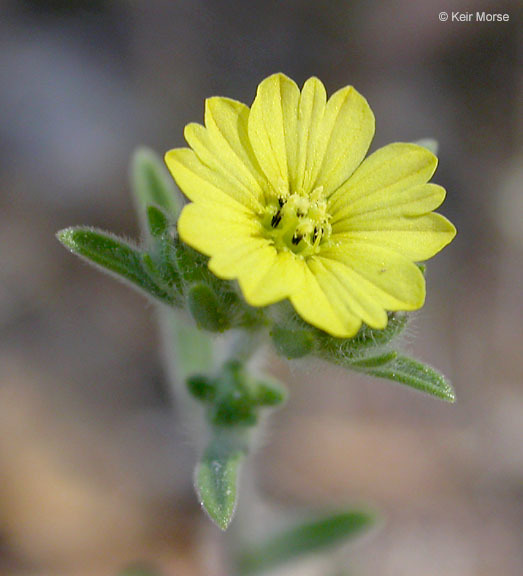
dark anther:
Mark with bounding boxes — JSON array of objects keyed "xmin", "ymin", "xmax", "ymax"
[
  {"xmin": 278, "ymin": 197, "xmax": 285, "ymax": 207},
  {"xmin": 292, "ymin": 234, "xmax": 302, "ymax": 245},
  {"xmin": 271, "ymin": 211, "xmax": 282, "ymax": 228}
]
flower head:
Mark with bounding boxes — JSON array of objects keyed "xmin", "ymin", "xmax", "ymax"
[{"xmin": 165, "ymin": 73, "xmax": 456, "ymax": 338}]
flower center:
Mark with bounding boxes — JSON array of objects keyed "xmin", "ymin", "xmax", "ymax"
[{"xmin": 262, "ymin": 187, "xmax": 332, "ymax": 256}]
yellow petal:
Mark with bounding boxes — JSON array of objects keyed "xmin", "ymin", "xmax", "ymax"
[
  {"xmin": 295, "ymin": 77, "xmax": 327, "ymax": 193},
  {"xmin": 209, "ymin": 243, "xmax": 306, "ymax": 308},
  {"xmin": 183, "ymin": 97, "xmax": 267, "ymax": 205},
  {"xmin": 165, "ymin": 148, "xmax": 259, "ymax": 213},
  {"xmin": 209, "ymin": 240, "xmax": 275, "ymax": 281},
  {"xmin": 333, "ymin": 183, "xmax": 446, "ymax": 225},
  {"xmin": 314, "ymin": 257, "xmax": 389, "ymax": 329},
  {"xmin": 329, "ymin": 143, "xmax": 438, "ymax": 217},
  {"xmin": 248, "ymin": 73, "xmax": 300, "ymax": 195},
  {"xmin": 312, "ymin": 85, "xmax": 375, "ymax": 196},
  {"xmin": 322, "ymin": 241, "xmax": 426, "ymax": 310},
  {"xmin": 333, "ymin": 212, "xmax": 457, "ymax": 261},
  {"xmin": 290, "ymin": 259, "xmax": 362, "ymax": 337},
  {"xmin": 240, "ymin": 251, "xmax": 306, "ymax": 307},
  {"xmin": 177, "ymin": 202, "xmax": 263, "ymax": 257}
]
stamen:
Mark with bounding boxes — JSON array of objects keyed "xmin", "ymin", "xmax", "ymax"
[{"xmin": 263, "ymin": 188, "xmax": 331, "ymax": 256}]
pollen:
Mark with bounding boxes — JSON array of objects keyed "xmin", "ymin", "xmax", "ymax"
[{"xmin": 264, "ymin": 188, "xmax": 331, "ymax": 256}]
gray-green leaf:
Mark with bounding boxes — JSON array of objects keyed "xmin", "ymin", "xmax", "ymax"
[
  {"xmin": 196, "ymin": 440, "xmax": 245, "ymax": 531},
  {"xmin": 187, "ymin": 284, "xmax": 231, "ymax": 332},
  {"xmin": 237, "ymin": 510, "xmax": 375, "ymax": 575},
  {"xmin": 57, "ymin": 227, "xmax": 174, "ymax": 305},
  {"xmin": 131, "ymin": 147, "xmax": 183, "ymax": 229},
  {"xmin": 362, "ymin": 354, "xmax": 455, "ymax": 402}
]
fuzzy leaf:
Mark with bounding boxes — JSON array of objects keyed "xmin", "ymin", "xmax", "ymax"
[
  {"xmin": 142, "ymin": 209, "xmax": 184, "ymax": 302},
  {"xmin": 196, "ymin": 437, "xmax": 246, "ymax": 531},
  {"xmin": 210, "ymin": 361, "xmax": 258, "ymax": 427},
  {"xmin": 271, "ymin": 325, "xmax": 316, "ymax": 358},
  {"xmin": 187, "ymin": 374, "xmax": 216, "ymax": 402},
  {"xmin": 254, "ymin": 377, "xmax": 287, "ymax": 407},
  {"xmin": 146, "ymin": 205, "xmax": 171, "ymax": 238},
  {"xmin": 187, "ymin": 283, "xmax": 231, "ymax": 332},
  {"xmin": 131, "ymin": 147, "xmax": 182, "ymax": 227},
  {"xmin": 348, "ymin": 350, "xmax": 398, "ymax": 368},
  {"xmin": 57, "ymin": 227, "xmax": 174, "ymax": 305},
  {"xmin": 323, "ymin": 312, "xmax": 408, "ymax": 358},
  {"xmin": 237, "ymin": 510, "xmax": 375, "ymax": 575},
  {"xmin": 363, "ymin": 354, "xmax": 455, "ymax": 402}
]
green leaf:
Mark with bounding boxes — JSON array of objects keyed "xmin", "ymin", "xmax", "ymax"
[
  {"xmin": 315, "ymin": 313, "xmax": 408, "ymax": 365},
  {"xmin": 363, "ymin": 354, "xmax": 456, "ymax": 402},
  {"xmin": 187, "ymin": 374, "xmax": 216, "ymax": 402},
  {"xmin": 254, "ymin": 377, "xmax": 287, "ymax": 407},
  {"xmin": 187, "ymin": 283, "xmax": 231, "ymax": 332},
  {"xmin": 141, "ymin": 209, "xmax": 184, "ymax": 302},
  {"xmin": 237, "ymin": 510, "xmax": 376, "ymax": 575},
  {"xmin": 348, "ymin": 350, "xmax": 398, "ymax": 368},
  {"xmin": 57, "ymin": 227, "xmax": 175, "ymax": 305},
  {"xmin": 196, "ymin": 434, "xmax": 247, "ymax": 531},
  {"xmin": 146, "ymin": 205, "xmax": 171, "ymax": 239},
  {"xmin": 210, "ymin": 361, "xmax": 258, "ymax": 427},
  {"xmin": 131, "ymin": 147, "xmax": 182, "ymax": 227},
  {"xmin": 271, "ymin": 325, "xmax": 316, "ymax": 358}
]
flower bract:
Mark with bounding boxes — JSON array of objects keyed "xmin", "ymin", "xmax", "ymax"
[{"xmin": 165, "ymin": 73, "xmax": 456, "ymax": 337}]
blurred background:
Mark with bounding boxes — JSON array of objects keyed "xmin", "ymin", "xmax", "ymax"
[{"xmin": 0, "ymin": 0, "xmax": 521, "ymax": 574}]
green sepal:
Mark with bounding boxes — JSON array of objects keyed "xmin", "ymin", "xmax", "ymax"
[
  {"xmin": 189, "ymin": 361, "xmax": 287, "ymax": 427},
  {"xmin": 187, "ymin": 283, "xmax": 231, "ymax": 332},
  {"xmin": 254, "ymin": 377, "xmax": 287, "ymax": 407},
  {"xmin": 195, "ymin": 428, "xmax": 248, "ymax": 531},
  {"xmin": 131, "ymin": 147, "xmax": 182, "ymax": 227},
  {"xmin": 271, "ymin": 325, "xmax": 316, "ymax": 358},
  {"xmin": 237, "ymin": 509, "xmax": 376, "ymax": 575},
  {"xmin": 146, "ymin": 204, "xmax": 171, "ymax": 239},
  {"xmin": 211, "ymin": 361, "xmax": 258, "ymax": 427},
  {"xmin": 57, "ymin": 227, "xmax": 175, "ymax": 305},
  {"xmin": 361, "ymin": 354, "xmax": 456, "ymax": 402},
  {"xmin": 175, "ymin": 240, "xmax": 266, "ymax": 331},
  {"xmin": 140, "ymin": 251, "xmax": 182, "ymax": 307},
  {"xmin": 271, "ymin": 303, "xmax": 409, "ymax": 363},
  {"xmin": 186, "ymin": 374, "xmax": 216, "ymax": 402},
  {"xmin": 316, "ymin": 312, "xmax": 409, "ymax": 363}
]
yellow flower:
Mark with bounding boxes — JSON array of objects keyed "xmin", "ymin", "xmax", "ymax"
[{"xmin": 165, "ymin": 73, "xmax": 456, "ymax": 338}]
